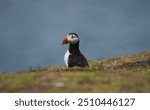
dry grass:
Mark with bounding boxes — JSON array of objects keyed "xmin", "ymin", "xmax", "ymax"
[{"xmin": 90, "ymin": 51, "xmax": 150, "ymax": 70}]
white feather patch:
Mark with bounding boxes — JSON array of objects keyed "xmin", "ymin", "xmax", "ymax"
[{"xmin": 64, "ymin": 50, "xmax": 70, "ymax": 67}]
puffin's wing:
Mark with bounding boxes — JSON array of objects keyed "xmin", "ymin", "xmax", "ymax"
[{"xmin": 68, "ymin": 54, "xmax": 89, "ymax": 67}]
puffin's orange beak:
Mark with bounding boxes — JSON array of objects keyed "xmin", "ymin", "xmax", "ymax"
[{"xmin": 61, "ymin": 36, "xmax": 68, "ymax": 45}]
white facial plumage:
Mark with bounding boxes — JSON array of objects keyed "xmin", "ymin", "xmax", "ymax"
[{"xmin": 67, "ymin": 34, "xmax": 79, "ymax": 44}]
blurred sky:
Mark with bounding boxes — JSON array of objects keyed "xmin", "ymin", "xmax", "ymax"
[{"xmin": 0, "ymin": 0, "xmax": 150, "ymax": 71}]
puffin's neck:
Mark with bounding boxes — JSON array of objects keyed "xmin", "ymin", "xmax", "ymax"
[{"xmin": 69, "ymin": 41, "xmax": 80, "ymax": 54}]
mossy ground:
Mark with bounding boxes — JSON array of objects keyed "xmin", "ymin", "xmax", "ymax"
[{"xmin": 0, "ymin": 52, "xmax": 150, "ymax": 92}]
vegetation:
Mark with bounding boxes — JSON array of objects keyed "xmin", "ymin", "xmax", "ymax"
[{"xmin": 0, "ymin": 51, "xmax": 150, "ymax": 92}]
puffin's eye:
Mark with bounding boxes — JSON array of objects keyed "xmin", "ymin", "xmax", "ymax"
[{"xmin": 71, "ymin": 35, "xmax": 74, "ymax": 38}]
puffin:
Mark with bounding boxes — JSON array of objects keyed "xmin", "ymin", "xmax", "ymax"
[{"xmin": 61, "ymin": 32, "xmax": 89, "ymax": 68}]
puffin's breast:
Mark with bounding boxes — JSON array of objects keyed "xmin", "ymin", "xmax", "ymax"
[{"xmin": 64, "ymin": 50, "xmax": 70, "ymax": 67}]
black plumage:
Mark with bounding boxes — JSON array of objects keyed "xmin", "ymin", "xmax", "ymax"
[{"xmin": 68, "ymin": 40, "xmax": 89, "ymax": 67}]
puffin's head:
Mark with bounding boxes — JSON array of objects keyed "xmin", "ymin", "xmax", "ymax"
[{"xmin": 61, "ymin": 32, "xmax": 79, "ymax": 45}]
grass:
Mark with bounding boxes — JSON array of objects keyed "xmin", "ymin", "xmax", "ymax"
[{"xmin": 0, "ymin": 51, "xmax": 150, "ymax": 92}]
